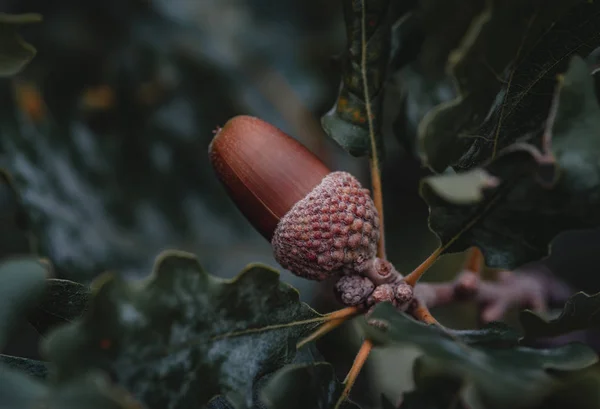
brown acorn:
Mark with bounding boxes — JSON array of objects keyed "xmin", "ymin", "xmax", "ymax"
[{"xmin": 209, "ymin": 115, "xmax": 382, "ymax": 282}]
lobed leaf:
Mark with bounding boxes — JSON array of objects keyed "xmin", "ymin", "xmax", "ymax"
[
  {"xmin": 392, "ymin": 0, "xmax": 483, "ymax": 157},
  {"xmin": 0, "ymin": 354, "xmax": 48, "ymax": 380},
  {"xmin": 28, "ymin": 278, "xmax": 90, "ymax": 336},
  {"xmin": 0, "ymin": 13, "xmax": 41, "ymax": 77},
  {"xmin": 42, "ymin": 250, "xmax": 322, "ymax": 409},
  {"xmin": 360, "ymin": 302, "xmax": 598, "ymax": 409},
  {"xmin": 0, "ymin": 257, "xmax": 48, "ymax": 349},
  {"xmin": 0, "ymin": 365, "xmax": 139, "ymax": 409},
  {"xmin": 260, "ymin": 362, "xmax": 360, "ymax": 409},
  {"xmin": 421, "ymin": 55, "xmax": 600, "ymax": 269},
  {"xmin": 398, "ymin": 359, "xmax": 466, "ymax": 409},
  {"xmin": 520, "ymin": 292, "xmax": 600, "ymax": 340},
  {"xmin": 321, "ymin": 0, "xmax": 391, "ymax": 158},
  {"xmin": 418, "ymin": 0, "xmax": 600, "ymax": 172}
]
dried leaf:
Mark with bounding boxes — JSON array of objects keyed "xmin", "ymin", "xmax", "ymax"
[{"xmin": 42, "ymin": 250, "xmax": 321, "ymax": 409}]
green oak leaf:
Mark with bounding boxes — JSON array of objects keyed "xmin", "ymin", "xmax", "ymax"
[
  {"xmin": 0, "ymin": 257, "xmax": 49, "ymax": 349},
  {"xmin": 391, "ymin": 0, "xmax": 484, "ymax": 157},
  {"xmin": 360, "ymin": 303, "xmax": 598, "ymax": 409},
  {"xmin": 28, "ymin": 278, "xmax": 90, "ymax": 336},
  {"xmin": 398, "ymin": 359, "xmax": 466, "ymax": 409},
  {"xmin": 0, "ymin": 365, "xmax": 139, "ymax": 409},
  {"xmin": 321, "ymin": 0, "xmax": 391, "ymax": 158},
  {"xmin": 0, "ymin": 354, "xmax": 49, "ymax": 379},
  {"xmin": 531, "ymin": 369, "xmax": 600, "ymax": 409},
  {"xmin": 520, "ymin": 292, "xmax": 600, "ymax": 340},
  {"xmin": 0, "ymin": 13, "xmax": 41, "ymax": 76},
  {"xmin": 419, "ymin": 0, "xmax": 600, "ymax": 172},
  {"xmin": 260, "ymin": 362, "xmax": 360, "ymax": 409},
  {"xmin": 420, "ymin": 55, "xmax": 600, "ymax": 269},
  {"xmin": 42, "ymin": 250, "xmax": 322, "ymax": 409},
  {"xmin": 0, "ymin": 170, "xmax": 34, "ymax": 259}
]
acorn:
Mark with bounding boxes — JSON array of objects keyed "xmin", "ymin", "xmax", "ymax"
[{"xmin": 209, "ymin": 116, "xmax": 407, "ymax": 307}]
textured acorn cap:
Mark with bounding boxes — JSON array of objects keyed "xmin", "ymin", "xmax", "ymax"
[
  {"xmin": 209, "ymin": 115, "xmax": 330, "ymax": 241},
  {"xmin": 272, "ymin": 171, "xmax": 380, "ymax": 280}
]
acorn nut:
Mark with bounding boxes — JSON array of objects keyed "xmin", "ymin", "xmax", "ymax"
[{"xmin": 209, "ymin": 115, "xmax": 381, "ymax": 282}]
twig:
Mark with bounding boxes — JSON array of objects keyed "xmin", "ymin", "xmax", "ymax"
[
  {"xmin": 409, "ymin": 300, "xmax": 438, "ymax": 324},
  {"xmin": 463, "ymin": 247, "xmax": 483, "ymax": 275},
  {"xmin": 413, "ymin": 264, "xmax": 572, "ymax": 323},
  {"xmin": 403, "ymin": 247, "xmax": 442, "ymax": 287}
]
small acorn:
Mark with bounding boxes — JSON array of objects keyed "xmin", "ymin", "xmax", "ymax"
[{"xmin": 209, "ymin": 116, "xmax": 404, "ymax": 306}]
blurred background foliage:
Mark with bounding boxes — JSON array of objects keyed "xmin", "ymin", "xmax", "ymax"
[{"xmin": 0, "ymin": 0, "xmax": 455, "ymax": 297}]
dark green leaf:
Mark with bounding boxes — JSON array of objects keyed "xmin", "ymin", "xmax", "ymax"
[
  {"xmin": 0, "ymin": 13, "xmax": 41, "ymax": 76},
  {"xmin": 42, "ymin": 250, "xmax": 321, "ymax": 409},
  {"xmin": 398, "ymin": 359, "xmax": 465, "ymax": 409},
  {"xmin": 419, "ymin": 0, "xmax": 600, "ymax": 172},
  {"xmin": 0, "ymin": 354, "xmax": 48, "ymax": 379},
  {"xmin": 0, "ymin": 257, "xmax": 48, "ymax": 349},
  {"xmin": 392, "ymin": 0, "xmax": 483, "ymax": 156},
  {"xmin": 0, "ymin": 363, "xmax": 46, "ymax": 409},
  {"xmin": 380, "ymin": 395, "xmax": 397, "ymax": 409},
  {"xmin": 0, "ymin": 170, "xmax": 33, "ymax": 258},
  {"xmin": 360, "ymin": 302, "xmax": 598, "ymax": 409},
  {"xmin": 260, "ymin": 362, "xmax": 360, "ymax": 409},
  {"xmin": 321, "ymin": 0, "xmax": 391, "ymax": 157},
  {"xmin": 0, "ymin": 365, "xmax": 139, "ymax": 409},
  {"xmin": 421, "ymin": 55, "xmax": 600, "ymax": 269},
  {"xmin": 532, "ymin": 369, "xmax": 600, "ymax": 409},
  {"xmin": 28, "ymin": 278, "xmax": 90, "ymax": 336},
  {"xmin": 520, "ymin": 292, "xmax": 600, "ymax": 340}
]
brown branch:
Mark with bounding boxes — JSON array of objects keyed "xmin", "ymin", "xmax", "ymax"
[{"xmin": 413, "ymin": 264, "xmax": 572, "ymax": 323}]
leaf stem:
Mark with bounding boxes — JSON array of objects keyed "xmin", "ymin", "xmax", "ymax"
[
  {"xmin": 296, "ymin": 306, "xmax": 362, "ymax": 349},
  {"xmin": 410, "ymin": 301, "xmax": 438, "ymax": 325},
  {"xmin": 335, "ymin": 339, "xmax": 373, "ymax": 409},
  {"xmin": 359, "ymin": 0, "xmax": 386, "ymax": 259},
  {"xmin": 326, "ymin": 306, "xmax": 361, "ymax": 321},
  {"xmin": 404, "ymin": 247, "xmax": 442, "ymax": 287},
  {"xmin": 296, "ymin": 318, "xmax": 346, "ymax": 349}
]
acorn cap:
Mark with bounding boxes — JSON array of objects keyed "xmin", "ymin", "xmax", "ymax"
[{"xmin": 208, "ymin": 115, "xmax": 330, "ymax": 241}]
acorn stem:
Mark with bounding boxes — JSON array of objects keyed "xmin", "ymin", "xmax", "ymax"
[
  {"xmin": 296, "ymin": 318, "xmax": 346, "ymax": 350},
  {"xmin": 369, "ymin": 157, "xmax": 386, "ymax": 260},
  {"xmin": 404, "ymin": 247, "xmax": 443, "ymax": 287}
]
